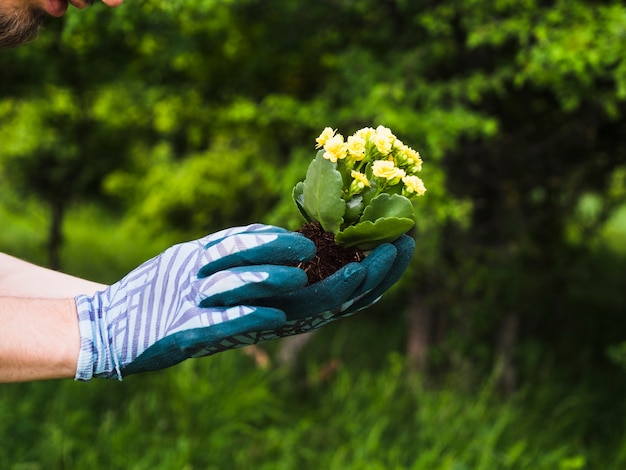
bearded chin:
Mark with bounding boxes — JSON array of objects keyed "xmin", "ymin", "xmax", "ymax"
[{"xmin": 0, "ymin": 9, "xmax": 47, "ymax": 48}]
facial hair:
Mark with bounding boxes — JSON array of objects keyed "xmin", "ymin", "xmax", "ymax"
[{"xmin": 0, "ymin": 8, "xmax": 47, "ymax": 48}]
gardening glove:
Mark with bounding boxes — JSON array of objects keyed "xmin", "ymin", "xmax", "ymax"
[
  {"xmin": 342, "ymin": 234, "xmax": 416, "ymax": 313},
  {"xmin": 75, "ymin": 224, "xmax": 414, "ymax": 379},
  {"xmin": 229, "ymin": 235, "xmax": 416, "ymax": 345},
  {"xmin": 74, "ymin": 224, "xmax": 316, "ymax": 380},
  {"xmin": 133, "ymin": 234, "xmax": 416, "ymax": 365}
]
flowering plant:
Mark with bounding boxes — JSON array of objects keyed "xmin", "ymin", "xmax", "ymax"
[{"xmin": 293, "ymin": 125, "xmax": 426, "ymax": 251}]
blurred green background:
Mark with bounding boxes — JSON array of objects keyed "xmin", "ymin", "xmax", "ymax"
[{"xmin": 1, "ymin": 0, "xmax": 626, "ymax": 468}]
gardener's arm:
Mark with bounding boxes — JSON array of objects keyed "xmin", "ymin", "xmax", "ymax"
[
  {"xmin": 0, "ymin": 226, "xmax": 414, "ymax": 383},
  {"xmin": 0, "ymin": 253, "xmax": 104, "ymax": 382},
  {"xmin": 0, "ymin": 296, "xmax": 80, "ymax": 382},
  {"xmin": 0, "ymin": 253, "xmax": 106, "ymax": 298}
]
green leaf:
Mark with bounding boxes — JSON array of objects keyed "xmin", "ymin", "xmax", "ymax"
[
  {"xmin": 361, "ymin": 185, "xmax": 378, "ymax": 206},
  {"xmin": 336, "ymin": 217, "xmax": 415, "ymax": 250},
  {"xmin": 360, "ymin": 193, "xmax": 415, "ymax": 222},
  {"xmin": 344, "ymin": 195, "xmax": 364, "ymax": 225},
  {"xmin": 292, "ymin": 181, "xmax": 312, "ymax": 223},
  {"xmin": 302, "ymin": 150, "xmax": 346, "ymax": 234}
]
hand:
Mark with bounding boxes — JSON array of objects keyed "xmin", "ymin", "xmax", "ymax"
[
  {"xmin": 75, "ymin": 225, "xmax": 414, "ymax": 380},
  {"xmin": 250, "ymin": 234, "xmax": 416, "ymax": 340},
  {"xmin": 132, "ymin": 235, "xmax": 415, "ymax": 361},
  {"xmin": 75, "ymin": 224, "xmax": 315, "ymax": 380},
  {"xmin": 69, "ymin": 0, "xmax": 124, "ymax": 8}
]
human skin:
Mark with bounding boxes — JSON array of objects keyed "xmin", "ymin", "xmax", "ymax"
[
  {"xmin": 0, "ymin": 254, "xmax": 108, "ymax": 382},
  {"xmin": 0, "ymin": 297, "xmax": 83, "ymax": 382},
  {"xmin": 0, "ymin": 0, "xmax": 124, "ymax": 18},
  {"xmin": 0, "ymin": 0, "xmax": 124, "ymax": 47},
  {"xmin": 0, "ymin": 253, "xmax": 106, "ymax": 299}
]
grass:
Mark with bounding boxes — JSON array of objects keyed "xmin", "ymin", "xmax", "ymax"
[
  {"xmin": 1, "ymin": 192, "xmax": 626, "ymax": 469},
  {"xmin": 1, "ymin": 349, "xmax": 623, "ymax": 469}
]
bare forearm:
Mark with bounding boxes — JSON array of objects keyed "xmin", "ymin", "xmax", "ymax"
[
  {"xmin": 0, "ymin": 297, "xmax": 80, "ymax": 382},
  {"xmin": 0, "ymin": 253, "xmax": 107, "ymax": 298},
  {"xmin": 0, "ymin": 253, "xmax": 105, "ymax": 382}
]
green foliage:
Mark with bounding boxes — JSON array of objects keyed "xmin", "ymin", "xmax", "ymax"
[
  {"xmin": 336, "ymin": 217, "xmax": 416, "ymax": 250},
  {"xmin": 1, "ymin": 0, "xmax": 626, "ymax": 466},
  {"xmin": 1, "ymin": 351, "xmax": 624, "ymax": 469},
  {"xmin": 336, "ymin": 194, "xmax": 415, "ymax": 249},
  {"xmin": 295, "ymin": 127, "xmax": 424, "ymax": 249},
  {"xmin": 299, "ymin": 151, "xmax": 346, "ymax": 234}
]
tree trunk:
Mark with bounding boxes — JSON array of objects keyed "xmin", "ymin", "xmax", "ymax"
[
  {"xmin": 47, "ymin": 199, "xmax": 65, "ymax": 271},
  {"xmin": 495, "ymin": 312, "xmax": 519, "ymax": 396},
  {"xmin": 406, "ymin": 293, "xmax": 431, "ymax": 372}
]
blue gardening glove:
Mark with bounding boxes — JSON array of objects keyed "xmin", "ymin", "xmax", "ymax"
[
  {"xmin": 75, "ymin": 224, "xmax": 415, "ymax": 380},
  {"xmin": 75, "ymin": 224, "xmax": 315, "ymax": 380},
  {"xmin": 341, "ymin": 234, "xmax": 416, "ymax": 314},
  {"xmin": 175, "ymin": 234, "xmax": 415, "ymax": 356},
  {"xmin": 244, "ymin": 234, "xmax": 416, "ymax": 341}
]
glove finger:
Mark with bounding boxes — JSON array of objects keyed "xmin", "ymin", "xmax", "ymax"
[
  {"xmin": 198, "ymin": 223, "xmax": 290, "ymax": 246},
  {"xmin": 344, "ymin": 235, "xmax": 415, "ymax": 314},
  {"xmin": 186, "ymin": 306, "xmax": 287, "ymax": 357},
  {"xmin": 342, "ymin": 242, "xmax": 398, "ymax": 303},
  {"xmin": 257, "ymin": 262, "xmax": 366, "ymax": 320},
  {"xmin": 199, "ymin": 232, "xmax": 315, "ymax": 278},
  {"xmin": 121, "ymin": 306, "xmax": 286, "ymax": 375},
  {"xmin": 198, "ymin": 265, "xmax": 308, "ymax": 307}
]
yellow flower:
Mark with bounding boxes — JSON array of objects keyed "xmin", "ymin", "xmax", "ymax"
[
  {"xmin": 356, "ymin": 127, "xmax": 376, "ymax": 141},
  {"xmin": 404, "ymin": 146, "xmax": 423, "ymax": 172},
  {"xmin": 393, "ymin": 138, "xmax": 405, "ymax": 150},
  {"xmin": 402, "ymin": 175, "xmax": 427, "ymax": 196},
  {"xmin": 373, "ymin": 126, "xmax": 395, "ymax": 155},
  {"xmin": 373, "ymin": 135, "xmax": 393, "ymax": 155},
  {"xmin": 315, "ymin": 127, "xmax": 336, "ymax": 149},
  {"xmin": 351, "ymin": 170, "xmax": 371, "ymax": 188},
  {"xmin": 372, "ymin": 160, "xmax": 406, "ymax": 181},
  {"xmin": 375, "ymin": 125, "xmax": 395, "ymax": 139},
  {"xmin": 323, "ymin": 134, "xmax": 346, "ymax": 162},
  {"xmin": 346, "ymin": 135, "xmax": 366, "ymax": 161}
]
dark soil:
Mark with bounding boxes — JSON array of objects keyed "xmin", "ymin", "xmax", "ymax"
[{"xmin": 297, "ymin": 222, "xmax": 365, "ymax": 284}]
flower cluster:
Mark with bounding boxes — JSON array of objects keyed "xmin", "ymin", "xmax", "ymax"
[
  {"xmin": 293, "ymin": 125, "xmax": 426, "ymax": 250},
  {"xmin": 315, "ymin": 126, "xmax": 426, "ymax": 200}
]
